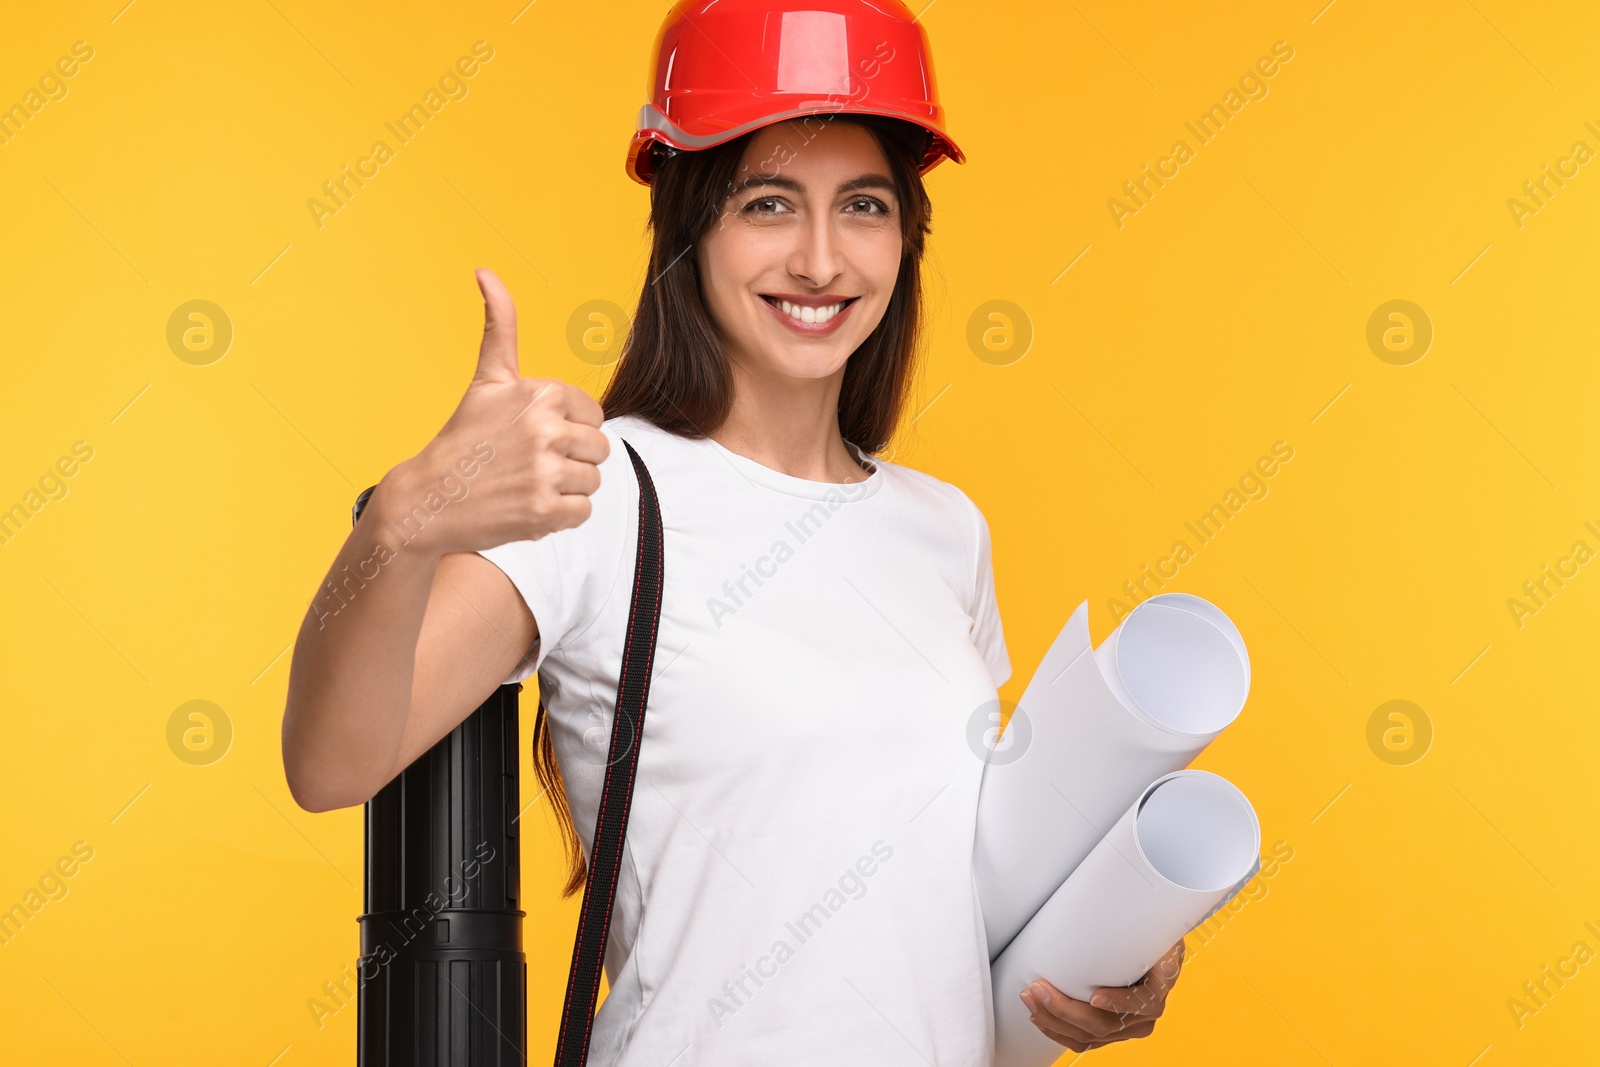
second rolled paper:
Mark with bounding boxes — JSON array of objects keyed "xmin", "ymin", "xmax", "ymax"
[
  {"xmin": 975, "ymin": 593, "xmax": 1250, "ymax": 961},
  {"xmin": 991, "ymin": 770, "xmax": 1262, "ymax": 1067}
]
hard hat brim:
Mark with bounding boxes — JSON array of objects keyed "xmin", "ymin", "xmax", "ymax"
[{"xmin": 625, "ymin": 102, "xmax": 965, "ymax": 186}]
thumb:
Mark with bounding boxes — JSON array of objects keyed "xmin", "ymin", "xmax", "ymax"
[{"xmin": 472, "ymin": 268, "xmax": 520, "ymax": 384}]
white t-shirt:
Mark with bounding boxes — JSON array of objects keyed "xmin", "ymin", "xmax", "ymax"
[{"xmin": 478, "ymin": 412, "xmax": 1011, "ymax": 1066}]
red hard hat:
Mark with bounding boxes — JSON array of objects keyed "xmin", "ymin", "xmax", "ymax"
[{"xmin": 625, "ymin": 0, "xmax": 966, "ymax": 186}]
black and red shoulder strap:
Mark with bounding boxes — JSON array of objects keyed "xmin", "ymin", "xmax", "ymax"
[{"xmin": 552, "ymin": 437, "xmax": 664, "ymax": 1067}]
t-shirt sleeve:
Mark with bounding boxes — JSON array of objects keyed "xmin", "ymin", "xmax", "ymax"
[
  {"xmin": 963, "ymin": 491, "xmax": 1011, "ymax": 689},
  {"xmin": 474, "ymin": 426, "xmax": 637, "ymax": 685}
]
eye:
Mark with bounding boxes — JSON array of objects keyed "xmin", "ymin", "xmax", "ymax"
[
  {"xmin": 742, "ymin": 196, "xmax": 789, "ymax": 217},
  {"xmin": 846, "ymin": 196, "xmax": 891, "ymax": 216}
]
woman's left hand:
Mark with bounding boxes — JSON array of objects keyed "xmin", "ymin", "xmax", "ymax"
[{"xmin": 1017, "ymin": 939, "xmax": 1185, "ymax": 1053}]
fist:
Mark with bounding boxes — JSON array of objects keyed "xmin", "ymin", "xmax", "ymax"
[
  {"xmin": 385, "ymin": 269, "xmax": 610, "ymax": 557},
  {"xmin": 1019, "ymin": 940, "xmax": 1185, "ymax": 1053}
]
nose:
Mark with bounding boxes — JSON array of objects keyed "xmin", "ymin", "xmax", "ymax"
[{"xmin": 787, "ymin": 207, "xmax": 843, "ymax": 289}]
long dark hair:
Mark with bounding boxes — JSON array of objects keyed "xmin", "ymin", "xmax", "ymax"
[{"xmin": 536, "ymin": 114, "xmax": 938, "ymax": 897}]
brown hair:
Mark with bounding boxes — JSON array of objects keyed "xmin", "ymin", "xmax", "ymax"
[{"xmin": 535, "ymin": 114, "xmax": 938, "ymax": 898}]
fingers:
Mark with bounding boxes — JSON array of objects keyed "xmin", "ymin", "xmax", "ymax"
[
  {"xmin": 1029, "ymin": 1012, "xmax": 1155, "ymax": 1053},
  {"xmin": 535, "ymin": 492, "xmax": 595, "ymax": 536},
  {"xmin": 1143, "ymin": 939, "xmax": 1185, "ymax": 997},
  {"xmin": 504, "ymin": 385, "xmax": 609, "ymax": 466},
  {"xmin": 468, "ymin": 269, "xmax": 603, "ymax": 435},
  {"xmin": 561, "ymin": 380, "xmax": 606, "ymax": 429},
  {"xmin": 560, "ymin": 423, "xmax": 611, "ymax": 467},
  {"xmin": 1088, "ymin": 939, "xmax": 1185, "ymax": 1018},
  {"xmin": 547, "ymin": 453, "xmax": 605, "ymax": 496},
  {"xmin": 1021, "ymin": 981, "xmax": 1135, "ymax": 1041},
  {"xmin": 509, "ymin": 381, "xmax": 608, "ymax": 439},
  {"xmin": 1029, "ymin": 1014, "xmax": 1104, "ymax": 1054},
  {"xmin": 474, "ymin": 268, "xmax": 520, "ymax": 383}
]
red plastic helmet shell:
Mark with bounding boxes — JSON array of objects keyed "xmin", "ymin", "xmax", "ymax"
[{"xmin": 625, "ymin": 0, "xmax": 965, "ymax": 186}]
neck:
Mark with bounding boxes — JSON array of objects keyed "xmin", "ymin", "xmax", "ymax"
[{"xmin": 710, "ymin": 358, "xmax": 871, "ymax": 482}]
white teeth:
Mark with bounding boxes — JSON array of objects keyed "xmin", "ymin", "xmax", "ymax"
[{"xmin": 777, "ymin": 299, "xmax": 844, "ymax": 323}]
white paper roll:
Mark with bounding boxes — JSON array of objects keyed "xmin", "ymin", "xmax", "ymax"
[
  {"xmin": 974, "ymin": 595, "xmax": 1249, "ymax": 961},
  {"xmin": 991, "ymin": 770, "xmax": 1261, "ymax": 1067}
]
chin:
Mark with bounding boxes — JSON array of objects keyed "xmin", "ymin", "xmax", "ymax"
[{"xmin": 765, "ymin": 348, "xmax": 853, "ymax": 381}]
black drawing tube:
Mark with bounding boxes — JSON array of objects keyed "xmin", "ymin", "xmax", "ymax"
[{"xmin": 351, "ymin": 485, "xmax": 528, "ymax": 1065}]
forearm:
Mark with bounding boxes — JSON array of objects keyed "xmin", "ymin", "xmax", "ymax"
[{"xmin": 281, "ymin": 462, "xmax": 442, "ymax": 811}]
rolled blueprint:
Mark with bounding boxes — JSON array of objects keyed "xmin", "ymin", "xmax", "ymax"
[
  {"xmin": 991, "ymin": 770, "xmax": 1261, "ymax": 1067},
  {"xmin": 975, "ymin": 594, "xmax": 1249, "ymax": 961}
]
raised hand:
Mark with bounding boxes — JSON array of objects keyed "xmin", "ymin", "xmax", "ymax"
[{"xmin": 389, "ymin": 268, "xmax": 610, "ymax": 557}]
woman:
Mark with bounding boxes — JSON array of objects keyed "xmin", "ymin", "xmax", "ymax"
[{"xmin": 281, "ymin": 1, "xmax": 1183, "ymax": 1061}]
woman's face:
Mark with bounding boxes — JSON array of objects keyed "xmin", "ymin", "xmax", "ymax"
[{"xmin": 696, "ymin": 119, "xmax": 903, "ymax": 387}]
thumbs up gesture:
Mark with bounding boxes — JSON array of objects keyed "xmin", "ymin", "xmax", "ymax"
[{"xmin": 386, "ymin": 269, "xmax": 610, "ymax": 557}]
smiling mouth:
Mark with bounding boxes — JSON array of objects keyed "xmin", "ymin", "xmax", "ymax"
[{"xmin": 760, "ymin": 294, "xmax": 860, "ymax": 324}]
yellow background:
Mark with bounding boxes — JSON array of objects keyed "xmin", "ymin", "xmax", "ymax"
[{"xmin": 2, "ymin": 1, "xmax": 1596, "ymax": 1064}]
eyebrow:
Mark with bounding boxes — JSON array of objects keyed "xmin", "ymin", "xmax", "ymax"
[{"xmin": 732, "ymin": 173, "xmax": 898, "ymax": 198}]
